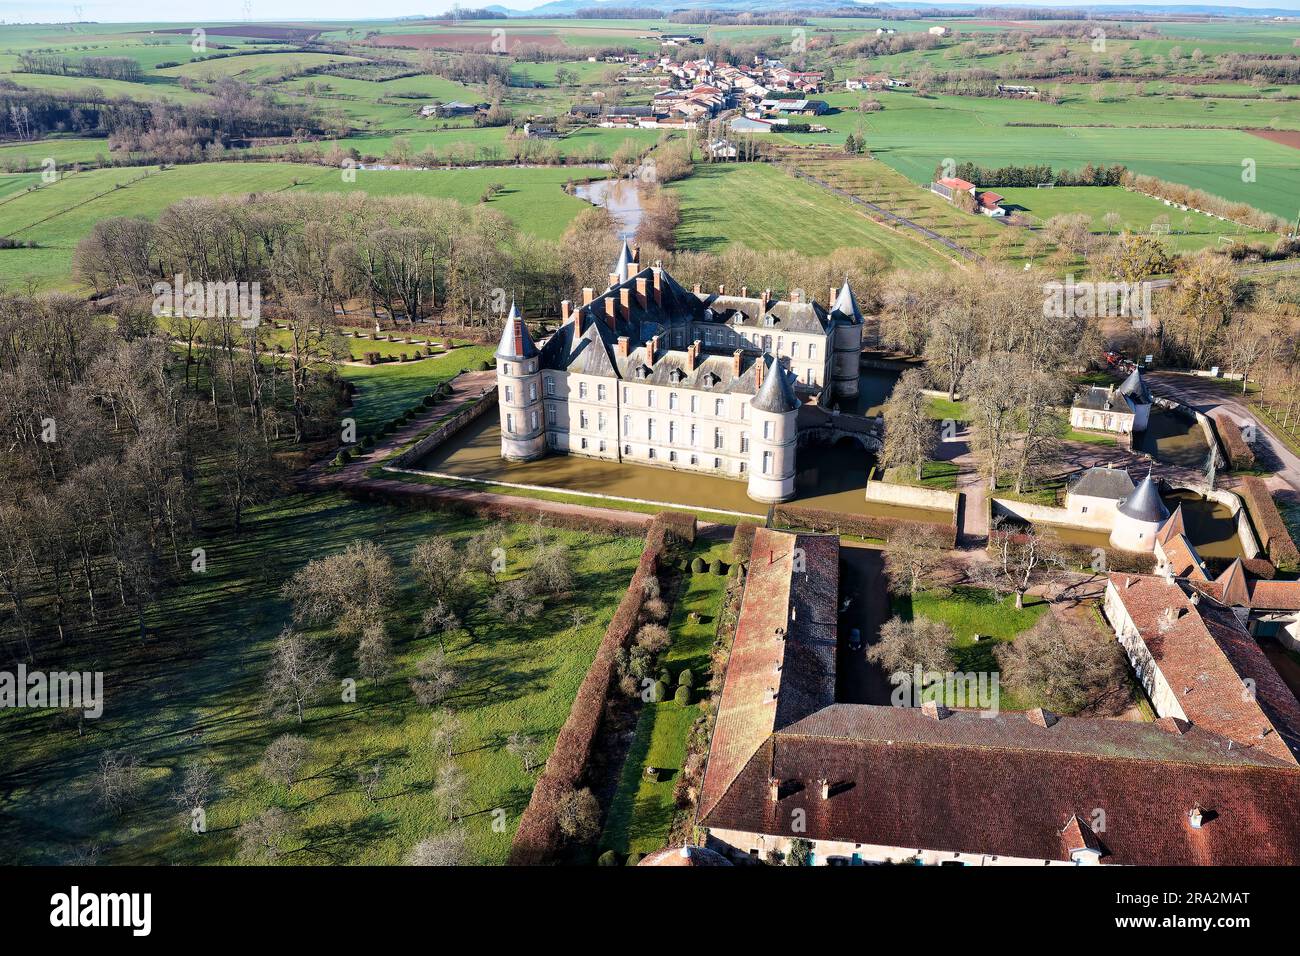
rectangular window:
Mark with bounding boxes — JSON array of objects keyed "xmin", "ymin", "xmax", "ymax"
[
  {"xmin": 763, "ymin": 421, "xmax": 771, "ymax": 440},
  {"xmin": 715, "ymin": 399, "xmax": 725, "ymax": 417},
  {"xmin": 690, "ymin": 454, "xmax": 698, "ymax": 465},
  {"xmin": 506, "ymin": 413, "xmax": 514, "ymax": 433},
  {"xmin": 598, "ymin": 413, "xmax": 607, "ymax": 433},
  {"xmin": 809, "ymin": 344, "xmax": 816, "ymax": 360},
  {"xmin": 669, "ymin": 451, "xmax": 677, "ymax": 462},
  {"xmin": 529, "ymin": 411, "xmax": 538, "ymax": 430},
  {"xmin": 503, "ymin": 363, "xmax": 511, "ymax": 376},
  {"xmin": 545, "ymin": 378, "xmax": 555, "ymax": 397},
  {"xmin": 528, "ymin": 382, "xmax": 537, "ymax": 401},
  {"xmin": 741, "ymin": 432, "xmax": 749, "ymax": 453},
  {"xmin": 647, "ymin": 420, "xmax": 656, "ymax": 440},
  {"xmin": 791, "ymin": 342, "xmax": 799, "ymax": 359},
  {"xmin": 690, "ymin": 395, "xmax": 699, "ymax": 414},
  {"xmin": 579, "ymin": 382, "xmax": 588, "ymax": 400},
  {"xmin": 763, "ymin": 450, "xmax": 772, "ymax": 474},
  {"xmin": 623, "ymin": 414, "xmax": 631, "ymax": 436},
  {"xmin": 580, "ymin": 411, "xmax": 589, "ymax": 430},
  {"xmin": 714, "ymin": 428, "xmax": 723, "ymax": 450},
  {"xmin": 690, "ymin": 424, "xmax": 697, "ymax": 447},
  {"xmin": 504, "ymin": 385, "xmax": 513, "ymax": 402},
  {"xmin": 599, "ymin": 440, "xmax": 607, "ymax": 453},
  {"xmin": 598, "ymin": 384, "xmax": 607, "ymax": 401},
  {"xmin": 647, "ymin": 391, "xmax": 655, "ymax": 409},
  {"xmin": 623, "ymin": 387, "xmax": 630, "ymax": 404},
  {"xmin": 648, "ymin": 448, "xmax": 656, "ymax": 460},
  {"xmin": 580, "ymin": 437, "xmax": 588, "ymax": 450},
  {"xmin": 714, "ymin": 457, "xmax": 721, "ymax": 469}
]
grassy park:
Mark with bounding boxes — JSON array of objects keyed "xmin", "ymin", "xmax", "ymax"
[{"xmin": 0, "ymin": 491, "xmax": 644, "ymax": 865}]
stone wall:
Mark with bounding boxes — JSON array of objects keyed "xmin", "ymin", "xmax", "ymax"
[{"xmin": 865, "ymin": 477, "xmax": 960, "ymax": 513}]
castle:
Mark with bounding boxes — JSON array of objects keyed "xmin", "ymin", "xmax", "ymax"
[{"xmin": 495, "ymin": 244, "xmax": 864, "ymax": 503}]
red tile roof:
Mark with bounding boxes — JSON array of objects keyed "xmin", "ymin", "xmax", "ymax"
[
  {"xmin": 698, "ymin": 529, "xmax": 839, "ymax": 819},
  {"xmin": 1107, "ymin": 572, "xmax": 1300, "ymax": 765},
  {"xmin": 701, "ymin": 705, "xmax": 1300, "ymax": 865},
  {"xmin": 936, "ymin": 176, "xmax": 975, "ymax": 191}
]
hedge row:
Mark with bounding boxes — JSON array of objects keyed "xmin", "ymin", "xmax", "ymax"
[
  {"xmin": 1211, "ymin": 412, "xmax": 1256, "ymax": 471},
  {"xmin": 731, "ymin": 521, "xmax": 759, "ymax": 563},
  {"xmin": 1237, "ymin": 476, "xmax": 1300, "ymax": 570},
  {"xmin": 773, "ymin": 504, "xmax": 958, "ymax": 549},
  {"xmin": 507, "ymin": 513, "xmax": 679, "ymax": 865}
]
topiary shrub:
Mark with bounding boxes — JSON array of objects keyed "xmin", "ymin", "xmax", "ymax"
[
  {"xmin": 710, "ymin": 558, "xmax": 727, "ymax": 575},
  {"xmin": 691, "ymin": 556, "xmax": 706, "ymax": 574},
  {"xmin": 657, "ymin": 669, "xmax": 671, "ymax": 686},
  {"xmin": 652, "ymin": 680, "xmax": 668, "ymax": 703},
  {"xmin": 674, "ymin": 685, "xmax": 692, "ymax": 706},
  {"xmin": 625, "ymin": 852, "xmax": 644, "ymax": 866},
  {"xmin": 478, "ymin": 360, "xmax": 492, "ymax": 371},
  {"xmin": 597, "ymin": 850, "xmax": 619, "ymax": 866},
  {"xmin": 334, "ymin": 449, "xmax": 351, "ymax": 465},
  {"xmin": 677, "ymin": 668, "xmax": 693, "ymax": 688}
]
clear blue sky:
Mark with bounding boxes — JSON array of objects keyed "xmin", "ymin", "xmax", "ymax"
[{"xmin": 4, "ymin": 1, "xmax": 1299, "ymax": 25}]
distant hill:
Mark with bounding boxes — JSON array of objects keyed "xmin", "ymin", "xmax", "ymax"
[{"xmin": 490, "ymin": 0, "xmax": 1300, "ymax": 18}]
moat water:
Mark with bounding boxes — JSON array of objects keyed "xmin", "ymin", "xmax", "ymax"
[
  {"xmin": 572, "ymin": 177, "xmax": 644, "ymax": 239},
  {"xmin": 412, "ymin": 413, "xmax": 953, "ymax": 523},
  {"xmin": 1134, "ymin": 406, "xmax": 1211, "ymax": 468}
]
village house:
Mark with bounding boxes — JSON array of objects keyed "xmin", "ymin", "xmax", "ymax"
[
  {"xmin": 1070, "ymin": 367, "xmax": 1153, "ymax": 435},
  {"xmin": 696, "ymin": 527, "xmax": 1300, "ymax": 865},
  {"xmin": 494, "ymin": 245, "xmax": 865, "ymax": 503}
]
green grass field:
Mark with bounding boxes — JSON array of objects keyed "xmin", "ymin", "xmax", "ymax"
[
  {"xmin": 669, "ymin": 162, "xmax": 951, "ymax": 269},
  {"xmin": 599, "ymin": 541, "xmax": 731, "ymax": 859},
  {"xmin": 0, "ymin": 162, "xmax": 603, "ymax": 289},
  {"xmin": 342, "ymin": 346, "xmax": 496, "ymax": 437},
  {"xmin": 0, "ymin": 490, "xmax": 644, "ymax": 864}
]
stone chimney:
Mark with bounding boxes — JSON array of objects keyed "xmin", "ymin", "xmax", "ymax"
[
  {"xmin": 755, "ymin": 357, "xmax": 765, "ymax": 389},
  {"xmin": 634, "ymin": 277, "xmax": 648, "ymax": 309},
  {"xmin": 718, "ymin": 283, "xmax": 726, "ymax": 295},
  {"xmin": 582, "ymin": 287, "xmax": 594, "ymax": 306},
  {"xmin": 652, "ymin": 268, "xmax": 662, "ymax": 306},
  {"xmin": 790, "ymin": 288, "xmax": 802, "ymax": 303},
  {"xmin": 647, "ymin": 334, "xmax": 659, "ymax": 366},
  {"xmin": 574, "ymin": 308, "xmax": 584, "ymax": 337},
  {"xmin": 631, "ymin": 244, "xmax": 641, "ymax": 271},
  {"xmin": 608, "ymin": 272, "xmax": 621, "ymax": 289},
  {"xmin": 921, "ymin": 700, "xmax": 949, "ymax": 720},
  {"xmin": 740, "ymin": 285, "xmax": 748, "ymax": 298},
  {"xmin": 617, "ymin": 336, "xmax": 630, "ymax": 359},
  {"xmin": 604, "ymin": 297, "xmax": 617, "ymax": 328},
  {"xmin": 560, "ymin": 299, "xmax": 571, "ymax": 323},
  {"xmin": 687, "ymin": 340, "xmax": 701, "ymax": 372},
  {"xmin": 762, "ymin": 287, "xmax": 772, "ymax": 305},
  {"xmin": 831, "ymin": 286, "xmax": 837, "ymax": 308},
  {"xmin": 732, "ymin": 348, "xmax": 744, "ymax": 378},
  {"xmin": 620, "ymin": 288, "xmax": 632, "ymax": 319}
]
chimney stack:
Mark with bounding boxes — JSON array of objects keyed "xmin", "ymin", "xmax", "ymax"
[
  {"xmin": 653, "ymin": 268, "xmax": 662, "ymax": 305},
  {"xmin": 608, "ymin": 272, "xmax": 620, "ymax": 289},
  {"xmin": 790, "ymin": 288, "xmax": 801, "ymax": 303},
  {"xmin": 631, "ymin": 245, "xmax": 641, "ymax": 271},
  {"xmin": 582, "ymin": 287, "xmax": 594, "ymax": 306},
  {"xmin": 647, "ymin": 334, "xmax": 659, "ymax": 366},
  {"xmin": 762, "ymin": 287, "xmax": 772, "ymax": 305},
  {"xmin": 819, "ymin": 779, "xmax": 830, "ymax": 800},
  {"xmin": 755, "ymin": 358, "xmax": 765, "ymax": 390},
  {"xmin": 687, "ymin": 340, "xmax": 701, "ymax": 372},
  {"xmin": 741, "ymin": 285, "xmax": 748, "ymax": 298},
  {"xmin": 574, "ymin": 308, "xmax": 584, "ymax": 336},
  {"xmin": 604, "ymin": 297, "xmax": 617, "ymax": 328},
  {"xmin": 617, "ymin": 336, "xmax": 630, "ymax": 359},
  {"xmin": 634, "ymin": 277, "xmax": 648, "ymax": 309},
  {"xmin": 620, "ymin": 288, "xmax": 631, "ymax": 319},
  {"xmin": 718, "ymin": 283, "xmax": 726, "ymax": 295},
  {"xmin": 768, "ymin": 778, "xmax": 780, "ymax": 803},
  {"xmin": 1189, "ymin": 807, "xmax": 1204, "ymax": 829},
  {"xmin": 560, "ymin": 299, "xmax": 571, "ymax": 323},
  {"xmin": 733, "ymin": 348, "xmax": 744, "ymax": 378}
]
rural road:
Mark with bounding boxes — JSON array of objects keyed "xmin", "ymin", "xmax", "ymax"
[{"xmin": 1144, "ymin": 370, "xmax": 1300, "ymax": 498}]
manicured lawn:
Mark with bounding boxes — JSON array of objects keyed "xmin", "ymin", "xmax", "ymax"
[
  {"xmin": 341, "ymin": 345, "xmax": 495, "ymax": 437},
  {"xmin": 926, "ymin": 395, "xmax": 969, "ymax": 421},
  {"xmin": 599, "ymin": 541, "xmax": 732, "ymax": 858},
  {"xmin": 892, "ymin": 584, "xmax": 1049, "ymax": 710},
  {"xmin": 884, "ymin": 460, "xmax": 958, "ymax": 490},
  {"xmin": 0, "ymin": 491, "xmax": 644, "ymax": 865},
  {"xmin": 1064, "ymin": 427, "xmax": 1118, "ymax": 447}
]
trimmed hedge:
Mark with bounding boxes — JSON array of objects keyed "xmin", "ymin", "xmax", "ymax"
[
  {"xmin": 773, "ymin": 504, "xmax": 958, "ymax": 549},
  {"xmin": 731, "ymin": 521, "xmax": 759, "ymax": 562},
  {"xmin": 1237, "ymin": 476, "xmax": 1300, "ymax": 570},
  {"xmin": 1211, "ymin": 412, "xmax": 1256, "ymax": 471},
  {"xmin": 507, "ymin": 513, "xmax": 678, "ymax": 865}
]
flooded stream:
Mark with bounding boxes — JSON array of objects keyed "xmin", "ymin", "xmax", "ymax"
[
  {"xmin": 1134, "ymin": 407, "xmax": 1211, "ymax": 468},
  {"xmin": 572, "ymin": 177, "xmax": 644, "ymax": 239}
]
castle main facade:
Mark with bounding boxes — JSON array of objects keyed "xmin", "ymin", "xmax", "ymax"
[{"xmin": 495, "ymin": 244, "xmax": 864, "ymax": 502}]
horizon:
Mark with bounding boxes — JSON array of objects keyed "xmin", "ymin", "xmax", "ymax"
[{"xmin": 5, "ymin": 0, "xmax": 1300, "ymax": 27}]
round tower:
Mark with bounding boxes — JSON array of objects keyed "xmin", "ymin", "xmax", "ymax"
[
  {"xmin": 1109, "ymin": 472, "xmax": 1169, "ymax": 552},
  {"xmin": 495, "ymin": 302, "xmax": 546, "ymax": 461},
  {"xmin": 747, "ymin": 356, "xmax": 800, "ymax": 503},
  {"xmin": 829, "ymin": 279, "xmax": 864, "ymax": 402}
]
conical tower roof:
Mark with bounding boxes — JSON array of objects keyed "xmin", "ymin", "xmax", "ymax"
[
  {"xmin": 751, "ymin": 355, "xmax": 800, "ymax": 414},
  {"xmin": 831, "ymin": 278, "xmax": 863, "ymax": 325},
  {"xmin": 1117, "ymin": 472, "xmax": 1169, "ymax": 523},
  {"xmin": 1117, "ymin": 366, "xmax": 1151, "ymax": 404},
  {"xmin": 613, "ymin": 240, "xmax": 634, "ymax": 283},
  {"xmin": 495, "ymin": 301, "xmax": 537, "ymax": 360}
]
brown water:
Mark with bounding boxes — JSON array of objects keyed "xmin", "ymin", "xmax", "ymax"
[
  {"xmin": 838, "ymin": 368, "xmax": 902, "ymax": 417},
  {"xmin": 573, "ymin": 178, "xmax": 644, "ymax": 239},
  {"xmin": 1134, "ymin": 407, "xmax": 1210, "ymax": 468},
  {"xmin": 1011, "ymin": 488, "xmax": 1244, "ymax": 559},
  {"xmin": 412, "ymin": 413, "xmax": 952, "ymax": 522}
]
